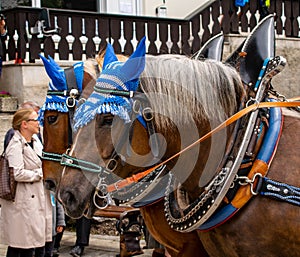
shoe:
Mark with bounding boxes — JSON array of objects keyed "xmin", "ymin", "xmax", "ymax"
[
  {"xmin": 52, "ymin": 248, "xmax": 60, "ymax": 257},
  {"xmin": 69, "ymin": 245, "xmax": 84, "ymax": 257}
]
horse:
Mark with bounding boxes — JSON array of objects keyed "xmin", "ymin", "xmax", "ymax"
[
  {"xmin": 57, "ymin": 17, "xmax": 300, "ymax": 256},
  {"xmin": 38, "ymin": 52, "xmax": 187, "ymax": 256},
  {"xmin": 39, "ymin": 31, "xmax": 224, "ymax": 192},
  {"xmin": 39, "ymin": 53, "xmax": 127, "ymax": 192}
]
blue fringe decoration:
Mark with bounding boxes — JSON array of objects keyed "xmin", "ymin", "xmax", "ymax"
[{"xmin": 38, "ymin": 60, "xmax": 84, "ymax": 125}]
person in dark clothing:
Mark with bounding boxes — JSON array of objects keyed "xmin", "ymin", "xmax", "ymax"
[
  {"xmin": 69, "ymin": 217, "xmax": 91, "ymax": 257},
  {"xmin": 52, "ymin": 228, "xmax": 65, "ymax": 257},
  {"xmin": 0, "ymin": 14, "xmax": 6, "ymax": 77},
  {"xmin": 44, "ymin": 192, "xmax": 66, "ymax": 257}
]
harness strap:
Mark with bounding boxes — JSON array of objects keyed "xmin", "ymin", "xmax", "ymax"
[
  {"xmin": 64, "ymin": 67, "xmax": 77, "ymax": 90},
  {"xmin": 257, "ymin": 177, "xmax": 300, "ymax": 206},
  {"xmin": 106, "ymin": 99, "xmax": 300, "ymax": 193},
  {"xmin": 64, "ymin": 66, "xmax": 78, "ymax": 147}
]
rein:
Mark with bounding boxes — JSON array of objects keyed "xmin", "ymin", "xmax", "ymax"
[
  {"xmin": 60, "ymin": 55, "xmax": 300, "ymax": 218},
  {"xmin": 105, "ymin": 99, "xmax": 300, "ymax": 193},
  {"xmin": 61, "ymin": 99, "xmax": 300, "ymax": 191}
]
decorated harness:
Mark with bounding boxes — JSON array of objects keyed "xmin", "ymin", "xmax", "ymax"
[
  {"xmin": 38, "ymin": 55, "xmax": 85, "ymax": 162},
  {"xmin": 44, "ymin": 15, "xmax": 300, "ymax": 233},
  {"xmin": 58, "ymin": 33, "xmax": 300, "ymax": 235}
]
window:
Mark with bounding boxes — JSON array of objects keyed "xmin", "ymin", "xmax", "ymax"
[{"xmin": 98, "ymin": 0, "xmax": 142, "ymax": 15}]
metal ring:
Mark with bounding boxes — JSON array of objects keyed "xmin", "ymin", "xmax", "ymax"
[
  {"xmin": 78, "ymin": 98, "xmax": 86, "ymax": 105},
  {"xmin": 106, "ymin": 158, "xmax": 118, "ymax": 172},
  {"xmin": 95, "ymin": 184, "xmax": 108, "ymax": 198},
  {"xmin": 142, "ymin": 107, "xmax": 154, "ymax": 121},
  {"xmin": 66, "ymin": 97, "xmax": 76, "ymax": 108},
  {"xmin": 246, "ymin": 98, "xmax": 259, "ymax": 111},
  {"xmin": 93, "ymin": 192, "xmax": 109, "ymax": 209},
  {"xmin": 133, "ymin": 100, "xmax": 141, "ymax": 114},
  {"xmin": 277, "ymin": 93, "xmax": 287, "ymax": 102},
  {"xmin": 250, "ymin": 173, "xmax": 262, "ymax": 195}
]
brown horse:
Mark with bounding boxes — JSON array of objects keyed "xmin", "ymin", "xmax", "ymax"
[
  {"xmin": 39, "ymin": 53, "xmax": 127, "ymax": 191},
  {"xmin": 40, "ymin": 31, "xmax": 224, "ymax": 192},
  {"xmin": 40, "ymin": 52, "xmax": 176, "ymax": 256},
  {"xmin": 57, "ymin": 32, "xmax": 300, "ymax": 257}
]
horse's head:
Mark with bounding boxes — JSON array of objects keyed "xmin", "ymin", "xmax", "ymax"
[
  {"xmin": 39, "ymin": 55, "xmax": 99, "ymax": 191},
  {"xmin": 58, "ymin": 37, "xmax": 246, "ymax": 218},
  {"xmin": 40, "ymin": 53, "xmax": 129, "ymax": 192}
]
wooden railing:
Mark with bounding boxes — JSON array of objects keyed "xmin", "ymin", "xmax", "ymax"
[{"xmin": 1, "ymin": 0, "xmax": 299, "ymax": 62}]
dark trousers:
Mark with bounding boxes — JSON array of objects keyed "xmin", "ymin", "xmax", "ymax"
[
  {"xmin": 33, "ymin": 246, "xmax": 45, "ymax": 257},
  {"xmin": 53, "ymin": 230, "xmax": 64, "ymax": 250},
  {"xmin": 75, "ymin": 216, "xmax": 91, "ymax": 247},
  {"xmin": 44, "ymin": 240, "xmax": 55, "ymax": 257},
  {"xmin": 6, "ymin": 246, "xmax": 34, "ymax": 257}
]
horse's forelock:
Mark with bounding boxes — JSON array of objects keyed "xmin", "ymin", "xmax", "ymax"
[
  {"xmin": 84, "ymin": 59, "xmax": 100, "ymax": 80},
  {"xmin": 140, "ymin": 55, "xmax": 245, "ymax": 132}
]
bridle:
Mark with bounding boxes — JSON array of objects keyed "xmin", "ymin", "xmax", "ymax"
[
  {"xmin": 60, "ymin": 86, "xmax": 167, "ymax": 208},
  {"xmin": 95, "ymin": 88, "xmax": 160, "ymax": 171},
  {"xmin": 41, "ymin": 66, "xmax": 82, "ymax": 163}
]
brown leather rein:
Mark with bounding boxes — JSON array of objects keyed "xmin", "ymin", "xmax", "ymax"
[{"xmin": 106, "ymin": 98, "xmax": 300, "ymax": 193}]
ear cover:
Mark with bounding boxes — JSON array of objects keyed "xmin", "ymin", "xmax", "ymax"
[
  {"xmin": 73, "ymin": 37, "xmax": 147, "ymax": 130},
  {"xmin": 39, "ymin": 54, "xmax": 67, "ymax": 90},
  {"xmin": 103, "ymin": 43, "xmax": 119, "ymax": 69},
  {"xmin": 73, "ymin": 61, "xmax": 84, "ymax": 92},
  {"xmin": 120, "ymin": 36, "xmax": 146, "ymax": 85}
]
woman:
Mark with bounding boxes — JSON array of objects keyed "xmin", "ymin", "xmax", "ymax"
[{"xmin": 0, "ymin": 108, "xmax": 52, "ymax": 257}]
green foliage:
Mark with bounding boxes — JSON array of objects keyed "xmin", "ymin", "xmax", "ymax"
[
  {"xmin": 42, "ymin": 0, "xmax": 63, "ymax": 8},
  {"xmin": 17, "ymin": 0, "xmax": 31, "ymax": 6}
]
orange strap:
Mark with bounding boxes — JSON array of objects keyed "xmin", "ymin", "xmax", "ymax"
[
  {"xmin": 107, "ymin": 99, "xmax": 300, "ymax": 193},
  {"xmin": 231, "ymin": 159, "xmax": 268, "ymax": 208}
]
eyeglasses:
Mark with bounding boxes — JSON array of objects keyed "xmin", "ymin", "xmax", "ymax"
[{"xmin": 27, "ymin": 118, "xmax": 39, "ymax": 122}]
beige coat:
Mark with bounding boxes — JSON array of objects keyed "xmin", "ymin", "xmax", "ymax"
[{"xmin": 0, "ymin": 130, "xmax": 52, "ymax": 248}]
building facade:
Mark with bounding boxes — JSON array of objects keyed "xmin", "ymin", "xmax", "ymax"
[{"xmin": 1, "ymin": 0, "xmax": 209, "ymax": 18}]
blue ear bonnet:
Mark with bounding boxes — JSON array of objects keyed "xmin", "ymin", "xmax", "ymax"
[
  {"xmin": 73, "ymin": 37, "xmax": 146, "ymax": 131},
  {"xmin": 38, "ymin": 55, "xmax": 84, "ymax": 125}
]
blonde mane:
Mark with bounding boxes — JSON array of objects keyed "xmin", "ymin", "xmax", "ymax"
[{"xmin": 140, "ymin": 55, "xmax": 245, "ymax": 132}]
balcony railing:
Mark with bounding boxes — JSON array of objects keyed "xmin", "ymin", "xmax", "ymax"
[{"xmin": 1, "ymin": 0, "xmax": 299, "ymax": 62}]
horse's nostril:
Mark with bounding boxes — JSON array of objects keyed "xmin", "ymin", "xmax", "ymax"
[
  {"xmin": 60, "ymin": 189, "xmax": 77, "ymax": 207},
  {"xmin": 65, "ymin": 191, "xmax": 76, "ymax": 206},
  {"xmin": 45, "ymin": 179, "xmax": 56, "ymax": 192}
]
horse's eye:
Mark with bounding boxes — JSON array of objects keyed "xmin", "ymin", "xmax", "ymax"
[
  {"xmin": 102, "ymin": 116, "xmax": 113, "ymax": 126},
  {"xmin": 47, "ymin": 115, "xmax": 57, "ymax": 124}
]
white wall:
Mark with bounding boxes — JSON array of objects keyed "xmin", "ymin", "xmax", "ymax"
[
  {"xmin": 100, "ymin": 0, "xmax": 210, "ymax": 18},
  {"xmin": 143, "ymin": 0, "xmax": 209, "ymax": 18}
]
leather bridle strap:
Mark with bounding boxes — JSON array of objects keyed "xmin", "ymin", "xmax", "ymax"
[
  {"xmin": 64, "ymin": 66, "xmax": 77, "ymax": 147},
  {"xmin": 106, "ymin": 99, "xmax": 300, "ymax": 193},
  {"xmin": 42, "ymin": 67, "xmax": 80, "ymax": 162}
]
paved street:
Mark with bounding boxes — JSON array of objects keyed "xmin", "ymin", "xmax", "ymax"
[{"xmin": 0, "ymin": 231, "xmax": 153, "ymax": 257}]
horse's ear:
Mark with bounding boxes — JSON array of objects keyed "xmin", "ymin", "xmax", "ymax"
[
  {"xmin": 39, "ymin": 54, "xmax": 66, "ymax": 90},
  {"xmin": 40, "ymin": 54, "xmax": 63, "ymax": 74},
  {"xmin": 103, "ymin": 43, "xmax": 118, "ymax": 69},
  {"xmin": 120, "ymin": 36, "xmax": 146, "ymax": 82}
]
